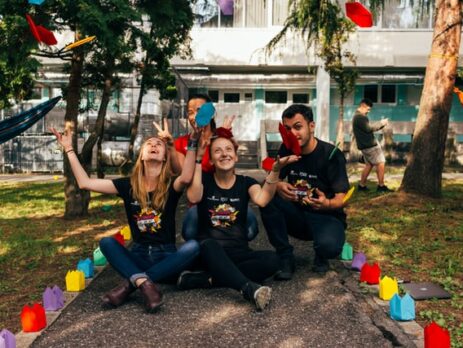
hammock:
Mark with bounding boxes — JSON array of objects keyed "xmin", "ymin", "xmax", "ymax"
[{"xmin": 0, "ymin": 96, "xmax": 61, "ymax": 144}]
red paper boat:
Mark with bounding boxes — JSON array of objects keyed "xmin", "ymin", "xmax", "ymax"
[
  {"xmin": 424, "ymin": 322, "xmax": 451, "ymax": 348},
  {"xmin": 113, "ymin": 232, "xmax": 125, "ymax": 246},
  {"xmin": 262, "ymin": 157, "xmax": 275, "ymax": 172},
  {"xmin": 25, "ymin": 14, "xmax": 57, "ymax": 45},
  {"xmin": 278, "ymin": 123, "xmax": 301, "ymax": 155},
  {"xmin": 345, "ymin": 2, "xmax": 373, "ymax": 28},
  {"xmin": 359, "ymin": 262, "xmax": 381, "ymax": 284}
]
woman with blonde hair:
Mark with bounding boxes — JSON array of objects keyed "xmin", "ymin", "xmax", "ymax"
[{"xmin": 51, "ymin": 121, "xmax": 200, "ymax": 312}]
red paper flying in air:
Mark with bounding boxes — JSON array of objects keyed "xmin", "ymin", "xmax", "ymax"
[
  {"xmin": 345, "ymin": 2, "xmax": 373, "ymax": 28},
  {"xmin": 278, "ymin": 123, "xmax": 301, "ymax": 156},
  {"xmin": 262, "ymin": 157, "xmax": 275, "ymax": 172},
  {"xmin": 359, "ymin": 262, "xmax": 381, "ymax": 284},
  {"xmin": 424, "ymin": 322, "xmax": 451, "ymax": 348},
  {"xmin": 25, "ymin": 14, "xmax": 57, "ymax": 45}
]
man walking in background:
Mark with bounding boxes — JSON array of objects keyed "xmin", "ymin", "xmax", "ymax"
[{"xmin": 352, "ymin": 98, "xmax": 392, "ymax": 192}]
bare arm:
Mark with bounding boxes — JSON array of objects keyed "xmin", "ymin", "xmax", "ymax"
[
  {"xmin": 173, "ymin": 131, "xmax": 200, "ymax": 192},
  {"xmin": 249, "ymin": 155, "xmax": 300, "ymax": 207},
  {"xmin": 50, "ymin": 128, "xmax": 117, "ymax": 194},
  {"xmin": 186, "ymin": 137, "xmax": 207, "ymax": 204}
]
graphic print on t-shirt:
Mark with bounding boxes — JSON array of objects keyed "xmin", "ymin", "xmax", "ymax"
[
  {"xmin": 209, "ymin": 203, "xmax": 239, "ymax": 227},
  {"xmin": 293, "ymin": 179, "xmax": 312, "ymax": 198},
  {"xmin": 134, "ymin": 207, "xmax": 162, "ymax": 233}
]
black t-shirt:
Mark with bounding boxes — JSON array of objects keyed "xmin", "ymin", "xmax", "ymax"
[
  {"xmin": 113, "ymin": 177, "xmax": 182, "ymax": 245},
  {"xmin": 278, "ymin": 139, "xmax": 350, "ymax": 225},
  {"xmin": 197, "ymin": 173, "xmax": 258, "ymax": 247}
]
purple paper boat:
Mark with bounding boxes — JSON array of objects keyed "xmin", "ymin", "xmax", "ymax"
[
  {"xmin": 0, "ymin": 329, "xmax": 16, "ymax": 348},
  {"xmin": 43, "ymin": 285, "xmax": 65, "ymax": 311},
  {"xmin": 351, "ymin": 252, "xmax": 367, "ymax": 271},
  {"xmin": 219, "ymin": 0, "xmax": 234, "ymax": 15}
]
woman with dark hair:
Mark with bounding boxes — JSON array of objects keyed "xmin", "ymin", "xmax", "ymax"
[
  {"xmin": 180, "ymin": 131, "xmax": 299, "ymax": 310},
  {"xmin": 50, "ymin": 122, "xmax": 200, "ymax": 312}
]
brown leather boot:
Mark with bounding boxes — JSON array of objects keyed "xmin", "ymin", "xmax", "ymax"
[
  {"xmin": 138, "ymin": 279, "xmax": 163, "ymax": 312},
  {"xmin": 102, "ymin": 280, "xmax": 136, "ymax": 307}
]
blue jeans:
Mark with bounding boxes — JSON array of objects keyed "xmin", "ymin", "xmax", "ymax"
[
  {"xmin": 99, "ymin": 237, "xmax": 200, "ymax": 286},
  {"xmin": 260, "ymin": 195, "xmax": 345, "ymax": 259},
  {"xmin": 182, "ymin": 205, "xmax": 259, "ymax": 241}
]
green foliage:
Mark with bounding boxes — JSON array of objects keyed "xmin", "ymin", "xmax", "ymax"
[{"xmin": 135, "ymin": 0, "xmax": 194, "ymax": 100}]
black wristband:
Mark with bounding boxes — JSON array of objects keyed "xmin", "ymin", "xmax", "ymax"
[
  {"xmin": 195, "ymin": 159, "xmax": 202, "ymax": 164},
  {"xmin": 187, "ymin": 139, "xmax": 198, "ymax": 148}
]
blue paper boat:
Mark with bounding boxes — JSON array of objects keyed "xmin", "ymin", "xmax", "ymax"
[
  {"xmin": 195, "ymin": 102, "xmax": 215, "ymax": 127},
  {"xmin": 390, "ymin": 293, "xmax": 415, "ymax": 321},
  {"xmin": 77, "ymin": 258, "xmax": 94, "ymax": 278}
]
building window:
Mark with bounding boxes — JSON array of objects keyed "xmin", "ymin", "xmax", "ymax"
[
  {"xmin": 209, "ymin": 90, "xmax": 219, "ymax": 103},
  {"xmin": 224, "ymin": 93, "xmax": 240, "ymax": 103},
  {"xmin": 244, "ymin": 93, "xmax": 253, "ymax": 101},
  {"xmin": 273, "ymin": 0, "xmax": 289, "ymax": 25},
  {"xmin": 293, "ymin": 93, "xmax": 309, "ymax": 104},
  {"xmin": 192, "ymin": 0, "xmax": 271, "ymax": 28},
  {"xmin": 381, "ymin": 85, "xmax": 396, "ymax": 103},
  {"xmin": 379, "ymin": 0, "xmax": 432, "ymax": 29},
  {"xmin": 265, "ymin": 91, "xmax": 287, "ymax": 104},
  {"xmin": 364, "ymin": 85, "xmax": 378, "ymax": 103}
]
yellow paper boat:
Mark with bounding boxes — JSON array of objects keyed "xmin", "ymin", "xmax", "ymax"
[
  {"xmin": 342, "ymin": 186, "xmax": 355, "ymax": 203},
  {"xmin": 64, "ymin": 36, "xmax": 96, "ymax": 51}
]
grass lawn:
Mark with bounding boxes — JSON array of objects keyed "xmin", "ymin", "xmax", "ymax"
[
  {"xmin": 346, "ymin": 169, "xmax": 463, "ymax": 347},
  {"xmin": 0, "ymin": 168, "xmax": 462, "ymax": 346},
  {"xmin": 0, "ymin": 179, "xmax": 126, "ymax": 333}
]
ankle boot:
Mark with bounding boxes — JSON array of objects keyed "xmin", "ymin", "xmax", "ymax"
[
  {"xmin": 102, "ymin": 280, "xmax": 136, "ymax": 307},
  {"xmin": 139, "ymin": 279, "xmax": 163, "ymax": 312},
  {"xmin": 241, "ymin": 281, "xmax": 272, "ymax": 311}
]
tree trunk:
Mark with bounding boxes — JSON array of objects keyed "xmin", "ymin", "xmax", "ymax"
[
  {"xmin": 400, "ymin": 0, "xmax": 461, "ymax": 197},
  {"xmin": 81, "ymin": 74, "xmax": 113, "ymax": 175},
  {"xmin": 336, "ymin": 93, "xmax": 345, "ymax": 150},
  {"xmin": 63, "ymin": 50, "xmax": 90, "ymax": 219}
]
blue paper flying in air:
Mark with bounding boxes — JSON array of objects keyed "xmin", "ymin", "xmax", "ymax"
[
  {"xmin": 195, "ymin": 102, "xmax": 215, "ymax": 127},
  {"xmin": 28, "ymin": 0, "xmax": 45, "ymax": 5}
]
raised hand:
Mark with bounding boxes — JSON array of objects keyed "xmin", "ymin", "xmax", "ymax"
[
  {"xmin": 222, "ymin": 115, "xmax": 236, "ymax": 130},
  {"xmin": 271, "ymin": 155, "xmax": 300, "ymax": 172},
  {"xmin": 153, "ymin": 118, "xmax": 173, "ymax": 145},
  {"xmin": 49, "ymin": 127, "xmax": 72, "ymax": 151}
]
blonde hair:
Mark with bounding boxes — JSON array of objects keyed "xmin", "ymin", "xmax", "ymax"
[{"xmin": 130, "ymin": 137, "xmax": 172, "ymax": 211}]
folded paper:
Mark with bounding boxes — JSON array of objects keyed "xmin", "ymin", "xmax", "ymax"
[
  {"xmin": 113, "ymin": 232, "xmax": 125, "ymax": 246},
  {"xmin": 25, "ymin": 15, "xmax": 57, "ymax": 45},
  {"xmin": 28, "ymin": 0, "xmax": 45, "ymax": 4},
  {"xmin": 20, "ymin": 303, "xmax": 46, "ymax": 332},
  {"xmin": 351, "ymin": 252, "xmax": 366, "ymax": 271},
  {"xmin": 278, "ymin": 123, "xmax": 301, "ymax": 156},
  {"xmin": 261, "ymin": 157, "xmax": 275, "ymax": 172},
  {"xmin": 379, "ymin": 276, "xmax": 399, "ymax": 300},
  {"xmin": 120, "ymin": 225, "xmax": 131, "ymax": 240},
  {"xmin": 345, "ymin": 2, "xmax": 373, "ymax": 28},
  {"xmin": 195, "ymin": 102, "xmax": 215, "ymax": 127},
  {"xmin": 42, "ymin": 285, "xmax": 64, "ymax": 311},
  {"xmin": 424, "ymin": 322, "xmax": 451, "ymax": 348},
  {"xmin": 390, "ymin": 293, "xmax": 415, "ymax": 321},
  {"xmin": 359, "ymin": 262, "xmax": 381, "ymax": 284},
  {"xmin": 65, "ymin": 270, "xmax": 85, "ymax": 292},
  {"xmin": 341, "ymin": 242, "xmax": 353, "ymax": 260},
  {"xmin": 93, "ymin": 247, "xmax": 107, "ymax": 266},
  {"xmin": 218, "ymin": 0, "xmax": 234, "ymax": 15},
  {"xmin": 64, "ymin": 36, "xmax": 96, "ymax": 51},
  {"xmin": 343, "ymin": 186, "xmax": 355, "ymax": 204},
  {"xmin": 0, "ymin": 329, "xmax": 15, "ymax": 348},
  {"xmin": 77, "ymin": 258, "xmax": 94, "ymax": 278}
]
